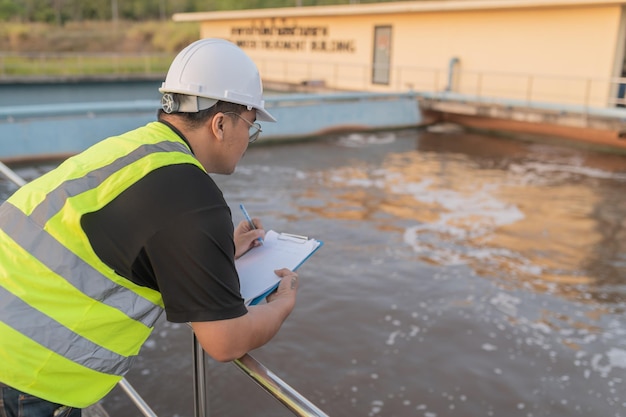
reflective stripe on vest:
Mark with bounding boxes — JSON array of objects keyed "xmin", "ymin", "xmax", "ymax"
[
  {"xmin": 0, "ymin": 285, "xmax": 130, "ymax": 375},
  {"xmin": 29, "ymin": 141, "xmax": 191, "ymax": 226},
  {"xmin": 0, "ymin": 201, "xmax": 160, "ymax": 331},
  {"xmin": 0, "ymin": 123, "xmax": 204, "ymax": 406}
]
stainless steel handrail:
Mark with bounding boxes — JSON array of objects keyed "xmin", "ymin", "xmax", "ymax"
[
  {"xmin": 192, "ymin": 331, "xmax": 329, "ymax": 417},
  {"xmin": 0, "ymin": 161, "xmax": 26, "ymax": 187},
  {"xmin": 0, "ymin": 165, "xmax": 329, "ymax": 417},
  {"xmin": 234, "ymin": 353, "xmax": 329, "ymax": 417},
  {"xmin": 117, "ymin": 378, "xmax": 159, "ymax": 417}
]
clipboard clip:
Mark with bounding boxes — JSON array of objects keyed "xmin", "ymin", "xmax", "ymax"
[{"xmin": 278, "ymin": 232, "xmax": 309, "ymax": 243}]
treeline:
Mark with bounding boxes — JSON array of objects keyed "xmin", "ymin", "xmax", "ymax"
[{"xmin": 0, "ymin": 0, "xmax": 392, "ymax": 23}]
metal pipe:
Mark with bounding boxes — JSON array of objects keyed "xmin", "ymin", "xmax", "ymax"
[
  {"xmin": 233, "ymin": 354, "xmax": 330, "ymax": 417},
  {"xmin": 117, "ymin": 378, "xmax": 159, "ymax": 417},
  {"xmin": 445, "ymin": 57, "xmax": 459, "ymax": 92},
  {"xmin": 0, "ymin": 161, "xmax": 26, "ymax": 187},
  {"xmin": 193, "ymin": 334, "xmax": 209, "ymax": 417}
]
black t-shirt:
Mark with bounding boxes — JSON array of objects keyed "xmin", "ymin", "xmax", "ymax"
[{"xmin": 81, "ymin": 163, "xmax": 248, "ymax": 323}]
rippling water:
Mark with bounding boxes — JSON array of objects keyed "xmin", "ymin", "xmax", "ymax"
[{"xmin": 2, "ymin": 129, "xmax": 625, "ymax": 417}]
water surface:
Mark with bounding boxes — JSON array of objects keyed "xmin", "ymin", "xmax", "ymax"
[{"xmin": 2, "ymin": 129, "xmax": 625, "ymax": 417}]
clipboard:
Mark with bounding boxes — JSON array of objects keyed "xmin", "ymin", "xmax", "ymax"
[{"xmin": 235, "ymin": 230, "xmax": 323, "ymax": 306}]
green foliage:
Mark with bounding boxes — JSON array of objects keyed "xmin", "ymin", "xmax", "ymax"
[
  {"xmin": 0, "ymin": 0, "xmax": 21, "ymax": 21},
  {"xmin": 0, "ymin": 0, "xmax": 404, "ymax": 22},
  {"xmin": 0, "ymin": 20, "xmax": 201, "ymax": 53}
]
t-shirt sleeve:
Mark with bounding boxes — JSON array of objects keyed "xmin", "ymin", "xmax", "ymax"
[
  {"xmin": 145, "ymin": 201, "xmax": 248, "ymax": 323},
  {"xmin": 81, "ymin": 163, "xmax": 248, "ymax": 324}
]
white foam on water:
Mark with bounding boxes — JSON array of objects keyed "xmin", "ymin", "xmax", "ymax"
[
  {"xmin": 482, "ymin": 343, "xmax": 498, "ymax": 351},
  {"xmin": 320, "ymin": 152, "xmax": 624, "ymax": 285},
  {"xmin": 510, "ymin": 161, "xmax": 626, "ymax": 183},
  {"xmin": 235, "ymin": 164, "xmax": 309, "ymax": 180},
  {"xmin": 397, "ymin": 178, "xmax": 526, "ymax": 267},
  {"xmin": 323, "ymin": 160, "xmax": 527, "ymax": 272},
  {"xmin": 489, "ymin": 292, "xmax": 521, "ymax": 317},
  {"xmin": 591, "ymin": 348, "xmax": 626, "ymax": 378},
  {"xmin": 337, "ymin": 132, "xmax": 397, "ymax": 147},
  {"xmin": 386, "ymin": 330, "xmax": 401, "ymax": 346}
]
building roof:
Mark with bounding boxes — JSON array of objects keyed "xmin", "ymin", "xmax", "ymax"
[{"xmin": 173, "ymin": 0, "xmax": 626, "ymax": 22}]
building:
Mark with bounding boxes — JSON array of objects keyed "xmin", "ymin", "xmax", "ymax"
[{"xmin": 173, "ymin": 0, "xmax": 626, "ymax": 109}]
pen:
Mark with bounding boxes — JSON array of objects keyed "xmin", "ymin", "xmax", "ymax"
[{"xmin": 240, "ymin": 203, "xmax": 264, "ymax": 244}]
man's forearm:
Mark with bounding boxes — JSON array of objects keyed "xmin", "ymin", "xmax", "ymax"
[{"xmin": 191, "ymin": 298, "xmax": 294, "ymax": 362}]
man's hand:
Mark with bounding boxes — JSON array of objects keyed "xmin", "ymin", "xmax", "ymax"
[
  {"xmin": 267, "ymin": 268, "xmax": 298, "ymax": 310},
  {"xmin": 191, "ymin": 268, "xmax": 298, "ymax": 362},
  {"xmin": 233, "ymin": 218, "xmax": 265, "ymax": 258}
]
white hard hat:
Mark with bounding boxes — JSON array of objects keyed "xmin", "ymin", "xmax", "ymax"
[{"xmin": 159, "ymin": 38, "xmax": 276, "ymax": 122}]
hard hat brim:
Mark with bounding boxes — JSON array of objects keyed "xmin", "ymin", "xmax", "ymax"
[{"xmin": 256, "ymin": 107, "xmax": 277, "ymax": 123}]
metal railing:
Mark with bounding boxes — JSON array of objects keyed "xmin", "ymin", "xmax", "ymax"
[
  {"xmin": 193, "ymin": 334, "xmax": 329, "ymax": 417},
  {"xmin": 0, "ymin": 161, "xmax": 329, "ymax": 417},
  {"xmin": 256, "ymin": 58, "xmax": 626, "ymax": 111},
  {"xmin": 1, "ymin": 52, "xmax": 624, "ymax": 111}
]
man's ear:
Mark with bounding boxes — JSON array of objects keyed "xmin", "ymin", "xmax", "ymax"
[{"xmin": 211, "ymin": 112, "xmax": 225, "ymax": 140}]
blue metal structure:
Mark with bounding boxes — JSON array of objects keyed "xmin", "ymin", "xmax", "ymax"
[{"xmin": 0, "ymin": 92, "xmax": 423, "ymax": 161}]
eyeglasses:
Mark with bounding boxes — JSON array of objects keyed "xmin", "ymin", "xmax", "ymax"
[{"xmin": 223, "ymin": 112, "xmax": 262, "ymax": 143}]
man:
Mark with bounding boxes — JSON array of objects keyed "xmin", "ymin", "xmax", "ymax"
[{"xmin": 0, "ymin": 38, "xmax": 299, "ymax": 416}]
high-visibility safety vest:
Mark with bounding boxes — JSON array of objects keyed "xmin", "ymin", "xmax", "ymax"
[{"xmin": 0, "ymin": 122, "xmax": 205, "ymax": 408}]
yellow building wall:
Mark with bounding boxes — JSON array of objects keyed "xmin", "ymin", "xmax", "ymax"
[
  {"xmin": 198, "ymin": 16, "xmax": 382, "ymax": 91},
  {"xmin": 188, "ymin": 2, "xmax": 624, "ymax": 107}
]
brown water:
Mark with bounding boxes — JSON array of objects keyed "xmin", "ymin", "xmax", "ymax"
[{"xmin": 2, "ymin": 129, "xmax": 626, "ymax": 417}]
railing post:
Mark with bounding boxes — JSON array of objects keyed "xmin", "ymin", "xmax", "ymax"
[
  {"xmin": 526, "ymin": 75, "xmax": 534, "ymax": 106},
  {"xmin": 193, "ymin": 333, "xmax": 209, "ymax": 417}
]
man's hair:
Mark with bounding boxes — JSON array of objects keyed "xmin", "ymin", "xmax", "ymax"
[{"xmin": 157, "ymin": 95, "xmax": 248, "ymax": 129}]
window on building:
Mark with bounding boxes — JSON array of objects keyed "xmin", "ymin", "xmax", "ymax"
[{"xmin": 372, "ymin": 25, "xmax": 392, "ymax": 85}]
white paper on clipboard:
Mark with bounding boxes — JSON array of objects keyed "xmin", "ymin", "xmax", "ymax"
[{"xmin": 235, "ymin": 230, "xmax": 323, "ymax": 306}]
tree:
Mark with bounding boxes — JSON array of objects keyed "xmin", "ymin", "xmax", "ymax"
[
  {"xmin": 0, "ymin": 0, "xmax": 22, "ymax": 21},
  {"xmin": 0, "ymin": 0, "xmax": 398, "ymax": 22}
]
